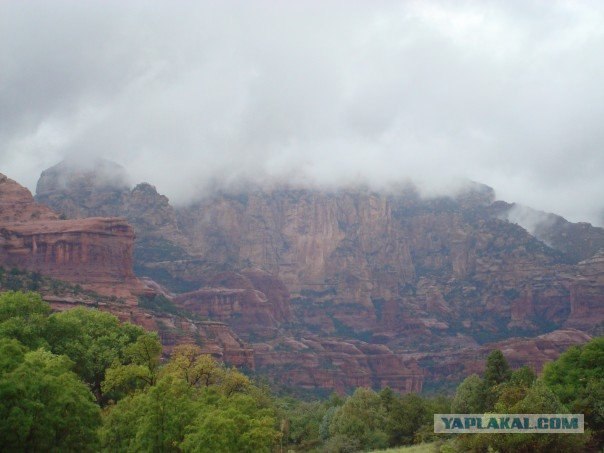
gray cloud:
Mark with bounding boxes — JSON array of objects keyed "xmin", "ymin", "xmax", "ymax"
[{"xmin": 1, "ymin": 0, "xmax": 603, "ymax": 225}]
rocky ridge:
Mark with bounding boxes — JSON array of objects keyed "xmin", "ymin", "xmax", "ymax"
[
  {"xmin": 31, "ymin": 160, "xmax": 604, "ymax": 392},
  {"xmin": 0, "ymin": 172, "xmax": 254, "ymax": 369}
]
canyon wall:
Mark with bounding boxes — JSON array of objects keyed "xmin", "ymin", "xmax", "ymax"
[{"xmin": 31, "ymin": 160, "xmax": 604, "ymax": 393}]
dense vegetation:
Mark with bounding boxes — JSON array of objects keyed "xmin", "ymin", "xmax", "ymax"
[{"xmin": 0, "ymin": 290, "xmax": 601, "ymax": 452}]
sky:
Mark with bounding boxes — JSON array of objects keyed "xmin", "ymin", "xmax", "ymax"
[{"xmin": 1, "ymin": 0, "xmax": 603, "ymax": 226}]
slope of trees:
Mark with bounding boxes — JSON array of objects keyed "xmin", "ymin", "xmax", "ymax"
[{"xmin": 0, "ymin": 290, "xmax": 601, "ymax": 452}]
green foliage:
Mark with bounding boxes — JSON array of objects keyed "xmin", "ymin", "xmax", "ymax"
[
  {"xmin": 329, "ymin": 387, "xmax": 389, "ymax": 451},
  {"xmin": 542, "ymin": 336, "xmax": 604, "ymax": 445},
  {"xmin": 483, "ymin": 349, "xmax": 511, "ymax": 409},
  {"xmin": 277, "ymin": 398, "xmax": 327, "ymax": 450},
  {"xmin": 393, "ymin": 393, "xmax": 432, "ymax": 445},
  {"xmin": 0, "ymin": 349, "xmax": 100, "ymax": 451},
  {"xmin": 542, "ymin": 336, "xmax": 604, "ymax": 402},
  {"xmin": 0, "ymin": 290, "xmax": 598, "ymax": 452},
  {"xmin": 458, "ymin": 380, "xmax": 591, "ymax": 452},
  {"xmin": 0, "ymin": 291, "xmax": 51, "ymax": 349},
  {"xmin": 182, "ymin": 392, "xmax": 280, "ymax": 453},
  {"xmin": 484, "ymin": 349, "xmax": 512, "ymax": 387},
  {"xmin": 46, "ymin": 307, "xmax": 148, "ymax": 404},
  {"xmin": 494, "ymin": 366, "xmax": 536, "ymax": 411},
  {"xmin": 103, "ymin": 375, "xmax": 197, "ymax": 452},
  {"xmin": 451, "ymin": 374, "xmax": 486, "ymax": 414},
  {"xmin": 100, "ymin": 347, "xmax": 279, "ymax": 452}
]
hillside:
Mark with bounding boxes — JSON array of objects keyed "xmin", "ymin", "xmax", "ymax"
[{"xmin": 21, "ymin": 159, "xmax": 604, "ymax": 391}]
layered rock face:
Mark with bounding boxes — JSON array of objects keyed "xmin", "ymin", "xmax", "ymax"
[
  {"xmin": 33, "ymin": 160, "xmax": 604, "ymax": 393},
  {"xmin": 254, "ymin": 336, "xmax": 424, "ymax": 394},
  {"xmin": 0, "ymin": 173, "xmax": 139, "ymax": 297},
  {"xmin": 45, "ymin": 294, "xmax": 255, "ymax": 369},
  {"xmin": 420, "ymin": 328, "xmax": 592, "ymax": 384},
  {"xmin": 1, "ymin": 171, "xmax": 254, "ymax": 370},
  {"xmin": 1, "ymin": 174, "xmax": 58, "ymax": 222},
  {"xmin": 0, "ymin": 217, "xmax": 135, "ymax": 285},
  {"xmin": 173, "ymin": 269, "xmax": 292, "ymax": 339},
  {"xmin": 567, "ymin": 251, "xmax": 604, "ymax": 329}
]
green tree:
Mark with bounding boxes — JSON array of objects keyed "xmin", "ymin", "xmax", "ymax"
[
  {"xmin": 451, "ymin": 374, "xmax": 486, "ymax": 413},
  {"xmin": 495, "ymin": 366, "xmax": 536, "ymax": 411},
  {"xmin": 542, "ymin": 336, "xmax": 604, "ymax": 446},
  {"xmin": 161, "ymin": 344, "xmax": 221, "ymax": 387},
  {"xmin": 381, "ymin": 392, "xmax": 433, "ymax": 446},
  {"xmin": 461, "ymin": 381, "xmax": 591, "ymax": 452},
  {"xmin": 329, "ymin": 388, "xmax": 389, "ymax": 451},
  {"xmin": 0, "ymin": 291, "xmax": 50, "ymax": 349},
  {"xmin": 100, "ymin": 347, "xmax": 279, "ymax": 452},
  {"xmin": 0, "ymin": 349, "xmax": 100, "ymax": 451},
  {"xmin": 278, "ymin": 398, "xmax": 326, "ymax": 450},
  {"xmin": 46, "ymin": 307, "xmax": 148, "ymax": 404},
  {"xmin": 102, "ymin": 332, "xmax": 163, "ymax": 397},
  {"xmin": 100, "ymin": 374, "xmax": 196, "ymax": 452},
  {"xmin": 483, "ymin": 349, "xmax": 512, "ymax": 409},
  {"xmin": 484, "ymin": 349, "xmax": 512, "ymax": 387},
  {"xmin": 182, "ymin": 392, "xmax": 280, "ymax": 453}
]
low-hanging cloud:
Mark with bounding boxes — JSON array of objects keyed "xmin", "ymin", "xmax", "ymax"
[{"xmin": 1, "ymin": 0, "xmax": 603, "ymax": 225}]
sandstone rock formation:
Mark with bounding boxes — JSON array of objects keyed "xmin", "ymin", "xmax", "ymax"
[
  {"xmin": 0, "ymin": 172, "xmax": 142, "ymax": 299},
  {"xmin": 419, "ymin": 328, "xmax": 592, "ymax": 385},
  {"xmin": 31, "ymin": 160, "xmax": 604, "ymax": 393},
  {"xmin": 44, "ymin": 294, "xmax": 255, "ymax": 368},
  {"xmin": 1, "ymin": 174, "xmax": 58, "ymax": 223},
  {"xmin": 2, "ymin": 171, "xmax": 255, "ymax": 370}
]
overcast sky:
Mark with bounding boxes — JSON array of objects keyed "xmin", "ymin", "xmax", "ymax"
[{"xmin": 1, "ymin": 0, "xmax": 603, "ymax": 225}]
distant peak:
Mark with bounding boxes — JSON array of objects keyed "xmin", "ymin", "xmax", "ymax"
[{"xmin": 36, "ymin": 158, "xmax": 131, "ymax": 196}]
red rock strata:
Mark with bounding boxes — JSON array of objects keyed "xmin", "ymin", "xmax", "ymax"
[{"xmin": 0, "ymin": 173, "xmax": 140, "ymax": 299}]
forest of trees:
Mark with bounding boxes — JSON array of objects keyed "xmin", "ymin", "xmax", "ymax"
[{"xmin": 0, "ymin": 290, "xmax": 602, "ymax": 452}]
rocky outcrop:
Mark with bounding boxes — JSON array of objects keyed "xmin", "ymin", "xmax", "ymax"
[
  {"xmin": 32, "ymin": 160, "xmax": 604, "ymax": 393},
  {"xmin": 0, "ymin": 217, "xmax": 136, "ymax": 284},
  {"xmin": 35, "ymin": 158, "xmax": 131, "ymax": 219},
  {"xmin": 254, "ymin": 336, "xmax": 424, "ymax": 394},
  {"xmin": 0, "ymin": 172, "xmax": 144, "ymax": 301},
  {"xmin": 44, "ymin": 293, "xmax": 255, "ymax": 368},
  {"xmin": 1, "ymin": 173, "xmax": 58, "ymax": 223},
  {"xmin": 566, "ymin": 251, "xmax": 604, "ymax": 330},
  {"xmin": 492, "ymin": 201, "xmax": 604, "ymax": 263},
  {"xmin": 2, "ymin": 171, "xmax": 256, "ymax": 371},
  {"xmin": 420, "ymin": 328, "xmax": 592, "ymax": 384},
  {"xmin": 175, "ymin": 286, "xmax": 279, "ymax": 338}
]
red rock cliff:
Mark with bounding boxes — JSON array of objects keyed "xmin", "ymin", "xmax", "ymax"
[{"xmin": 0, "ymin": 173, "xmax": 139, "ymax": 297}]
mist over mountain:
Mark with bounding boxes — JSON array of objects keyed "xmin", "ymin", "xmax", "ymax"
[
  {"xmin": 1, "ymin": 1, "xmax": 604, "ymax": 225},
  {"xmin": 28, "ymin": 157, "xmax": 604, "ymax": 393}
]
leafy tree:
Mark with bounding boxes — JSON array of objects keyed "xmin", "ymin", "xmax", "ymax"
[
  {"xmin": 329, "ymin": 388, "xmax": 389, "ymax": 451},
  {"xmin": 182, "ymin": 392, "xmax": 280, "ymax": 453},
  {"xmin": 460, "ymin": 380, "xmax": 591, "ymax": 452},
  {"xmin": 451, "ymin": 374, "xmax": 486, "ymax": 413},
  {"xmin": 98, "ymin": 394, "xmax": 142, "ymax": 452},
  {"xmin": 0, "ymin": 337, "xmax": 27, "ymax": 373},
  {"xmin": 46, "ymin": 307, "xmax": 149, "ymax": 404},
  {"xmin": 320, "ymin": 406, "xmax": 338, "ymax": 441},
  {"xmin": 102, "ymin": 332, "xmax": 163, "ymax": 397},
  {"xmin": 484, "ymin": 349, "xmax": 511, "ymax": 386},
  {"xmin": 278, "ymin": 398, "xmax": 326, "ymax": 450},
  {"xmin": 542, "ymin": 336, "xmax": 604, "ymax": 446},
  {"xmin": 322, "ymin": 433, "xmax": 361, "ymax": 453},
  {"xmin": 495, "ymin": 366, "xmax": 536, "ymax": 411},
  {"xmin": 100, "ymin": 346, "xmax": 279, "ymax": 452},
  {"xmin": 161, "ymin": 344, "xmax": 221, "ymax": 387},
  {"xmin": 0, "ymin": 291, "xmax": 50, "ymax": 349},
  {"xmin": 0, "ymin": 349, "xmax": 100, "ymax": 451},
  {"xmin": 381, "ymin": 392, "xmax": 432, "ymax": 446},
  {"xmin": 482, "ymin": 349, "xmax": 512, "ymax": 409}
]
